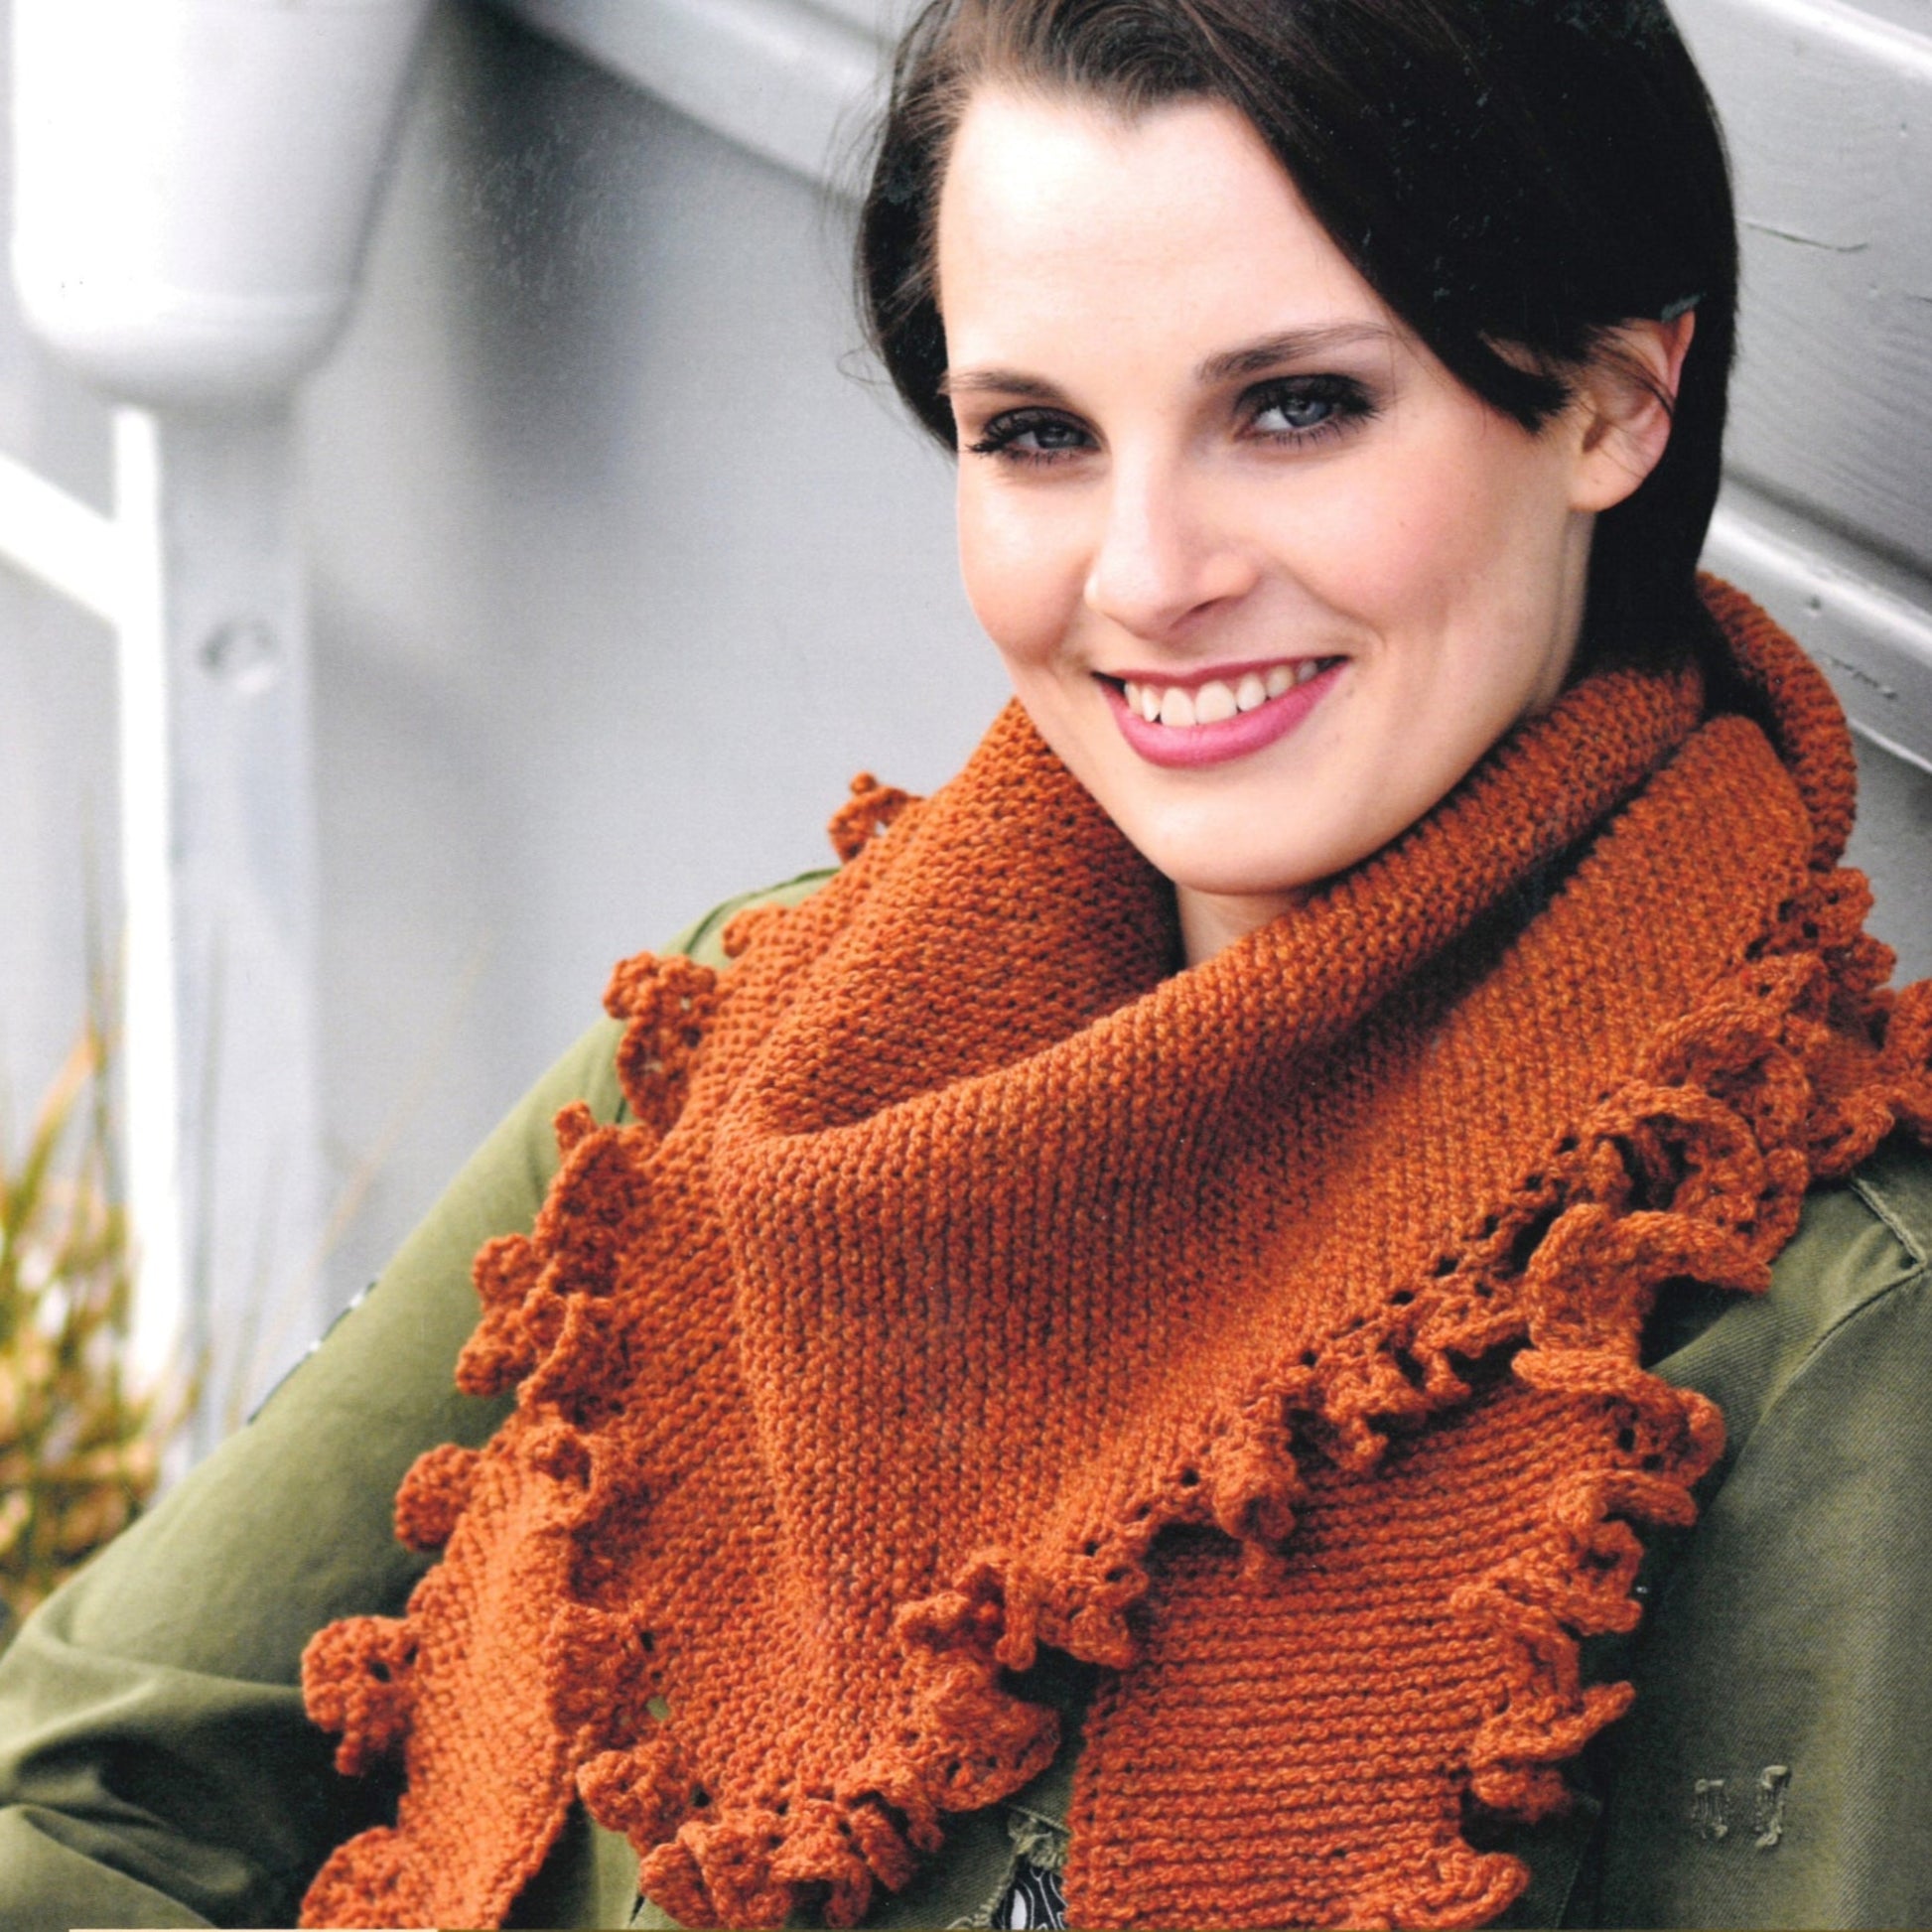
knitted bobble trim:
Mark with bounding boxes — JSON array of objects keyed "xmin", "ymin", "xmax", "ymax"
[
  {"xmin": 393, "ymin": 1443, "xmax": 481, "ymax": 1554},
  {"xmin": 827, "ymin": 770, "xmax": 916, "ymax": 865},
  {"xmin": 564, "ymin": 1558, "xmax": 966, "ymax": 1922},
  {"xmin": 303, "ymin": 1614, "xmax": 417, "ymax": 1777},
  {"xmin": 454, "ymin": 1086, "xmax": 669, "ymax": 1405},
  {"xmin": 606, "ymin": 952, "xmax": 723, "ymax": 1137},
  {"xmin": 455, "ymin": 1233, "xmax": 544, "ymax": 1398},
  {"xmin": 545, "ymin": 1601, "xmax": 663, "ymax": 1747},
  {"xmin": 577, "ymin": 1735, "xmax": 697, "ymax": 1849}
]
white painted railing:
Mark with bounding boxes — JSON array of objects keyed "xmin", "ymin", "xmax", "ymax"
[{"xmin": 491, "ymin": 0, "xmax": 888, "ymax": 188}]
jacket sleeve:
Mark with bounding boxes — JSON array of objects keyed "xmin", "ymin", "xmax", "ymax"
[
  {"xmin": 1581, "ymin": 1136, "xmax": 1932, "ymax": 1928},
  {"xmin": 0, "ymin": 1017, "xmax": 623, "ymax": 1928}
]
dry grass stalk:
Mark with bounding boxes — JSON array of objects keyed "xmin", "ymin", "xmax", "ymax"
[{"xmin": 0, "ymin": 1013, "xmax": 172, "ymax": 1627}]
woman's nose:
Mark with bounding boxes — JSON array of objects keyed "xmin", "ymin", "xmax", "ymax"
[{"xmin": 1081, "ymin": 462, "xmax": 1258, "ymax": 641}]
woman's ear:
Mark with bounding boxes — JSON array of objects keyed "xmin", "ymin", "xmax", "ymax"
[{"xmin": 1569, "ymin": 310, "xmax": 1697, "ymax": 512}]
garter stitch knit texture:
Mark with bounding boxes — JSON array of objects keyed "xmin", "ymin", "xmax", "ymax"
[{"xmin": 302, "ymin": 583, "xmax": 1932, "ymax": 1931}]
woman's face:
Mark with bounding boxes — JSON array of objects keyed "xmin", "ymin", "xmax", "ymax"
[{"xmin": 936, "ymin": 90, "xmax": 1676, "ymax": 964}]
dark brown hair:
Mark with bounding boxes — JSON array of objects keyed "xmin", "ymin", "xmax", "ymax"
[{"xmin": 859, "ymin": 0, "xmax": 1737, "ymax": 638}]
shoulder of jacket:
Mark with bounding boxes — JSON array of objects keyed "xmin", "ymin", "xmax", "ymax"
[
  {"xmin": 1845, "ymin": 1131, "xmax": 1932, "ymax": 1272},
  {"xmin": 1653, "ymin": 1132, "xmax": 1932, "ymax": 1458},
  {"xmin": 1780, "ymin": 1133, "xmax": 1932, "ymax": 1353},
  {"xmin": 661, "ymin": 866, "xmax": 839, "ymax": 971}
]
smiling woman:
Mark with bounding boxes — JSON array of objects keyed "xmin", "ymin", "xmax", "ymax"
[
  {"xmin": 935, "ymin": 90, "xmax": 1693, "ymax": 959},
  {"xmin": 3, "ymin": 2, "xmax": 1932, "ymax": 1931}
]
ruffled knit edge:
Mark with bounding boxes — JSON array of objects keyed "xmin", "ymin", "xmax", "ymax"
[
  {"xmin": 303, "ymin": 831, "xmax": 1932, "ymax": 1931},
  {"xmin": 515, "ymin": 868, "xmax": 1932, "ymax": 1932}
]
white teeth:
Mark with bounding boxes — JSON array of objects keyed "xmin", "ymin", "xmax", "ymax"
[
  {"xmin": 1194, "ymin": 679, "xmax": 1237, "ymax": 724},
  {"xmin": 1124, "ymin": 662, "xmax": 1334, "ymax": 727}
]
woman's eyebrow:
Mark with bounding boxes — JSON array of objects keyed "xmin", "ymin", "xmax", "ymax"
[
  {"xmin": 1194, "ymin": 323, "xmax": 1395, "ymax": 385},
  {"xmin": 937, "ymin": 367, "xmax": 1064, "ymax": 402},
  {"xmin": 939, "ymin": 325, "xmax": 1395, "ymax": 402}
]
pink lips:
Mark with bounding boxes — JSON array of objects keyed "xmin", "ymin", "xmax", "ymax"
[{"xmin": 1103, "ymin": 660, "xmax": 1343, "ymax": 769}]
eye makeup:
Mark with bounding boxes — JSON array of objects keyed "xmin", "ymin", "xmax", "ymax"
[
  {"xmin": 965, "ymin": 407, "xmax": 1092, "ymax": 464},
  {"xmin": 963, "ymin": 369, "xmax": 1381, "ymax": 466},
  {"xmin": 1239, "ymin": 371, "xmax": 1379, "ymax": 446}
]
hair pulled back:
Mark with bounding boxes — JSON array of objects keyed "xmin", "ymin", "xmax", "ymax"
[{"xmin": 859, "ymin": 0, "xmax": 1737, "ymax": 638}]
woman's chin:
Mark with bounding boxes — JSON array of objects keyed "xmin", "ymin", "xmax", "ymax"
[
  {"xmin": 1129, "ymin": 822, "xmax": 1353, "ymax": 909},
  {"xmin": 1146, "ymin": 853, "xmax": 1320, "ymax": 929}
]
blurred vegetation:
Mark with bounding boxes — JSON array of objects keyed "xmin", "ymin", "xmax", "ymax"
[{"xmin": 0, "ymin": 1005, "xmax": 171, "ymax": 1635}]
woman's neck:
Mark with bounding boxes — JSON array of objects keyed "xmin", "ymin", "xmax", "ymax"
[{"xmin": 1176, "ymin": 884, "xmax": 1304, "ymax": 967}]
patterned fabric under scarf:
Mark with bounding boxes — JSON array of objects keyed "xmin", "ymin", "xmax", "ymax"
[{"xmin": 300, "ymin": 583, "xmax": 1932, "ymax": 1931}]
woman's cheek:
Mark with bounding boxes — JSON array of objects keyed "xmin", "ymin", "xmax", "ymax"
[
  {"xmin": 1309, "ymin": 446, "xmax": 1472, "ymax": 615},
  {"xmin": 958, "ymin": 486, "xmax": 1086, "ymax": 672}
]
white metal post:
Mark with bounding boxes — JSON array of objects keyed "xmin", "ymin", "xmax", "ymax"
[{"xmin": 116, "ymin": 407, "xmax": 324, "ymax": 1451}]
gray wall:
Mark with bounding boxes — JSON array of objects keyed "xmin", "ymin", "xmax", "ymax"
[
  {"xmin": 0, "ymin": 0, "xmax": 1926, "ymax": 1339},
  {"xmin": 303, "ymin": 7, "xmax": 1003, "ymax": 1300},
  {"xmin": 1673, "ymin": 0, "xmax": 1932, "ymax": 980}
]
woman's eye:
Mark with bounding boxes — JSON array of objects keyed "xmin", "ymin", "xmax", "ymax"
[
  {"xmin": 967, "ymin": 409, "xmax": 1092, "ymax": 464},
  {"xmin": 1255, "ymin": 390, "xmax": 1334, "ymax": 433},
  {"xmin": 1245, "ymin": 375, "xmax": 1373, "ymax": 442}
]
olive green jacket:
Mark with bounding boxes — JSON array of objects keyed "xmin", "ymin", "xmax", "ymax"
[{"xmin": 4, "ymin": 875, "xmax": 1932, "ymax": 1930}]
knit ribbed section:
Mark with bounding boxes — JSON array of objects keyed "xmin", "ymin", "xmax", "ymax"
[{"xmin": 301, "ymin": 582, "xmax": 1932, "ymax": 1930}]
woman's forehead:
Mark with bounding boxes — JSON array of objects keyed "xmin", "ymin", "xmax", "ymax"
[{"xmin": 934, "ymin": 88, "xmax": 1394, "ymax": 372}]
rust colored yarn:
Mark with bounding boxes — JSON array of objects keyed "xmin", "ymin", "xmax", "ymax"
[{"xmin": 302, "ymin": 583, "xmax": 1932, "ymax": 1931}]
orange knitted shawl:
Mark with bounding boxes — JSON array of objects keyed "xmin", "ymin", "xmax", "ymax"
[{"xmin": 302, "ymin": 583, "xmax": 1932, "ymax": 1931}]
